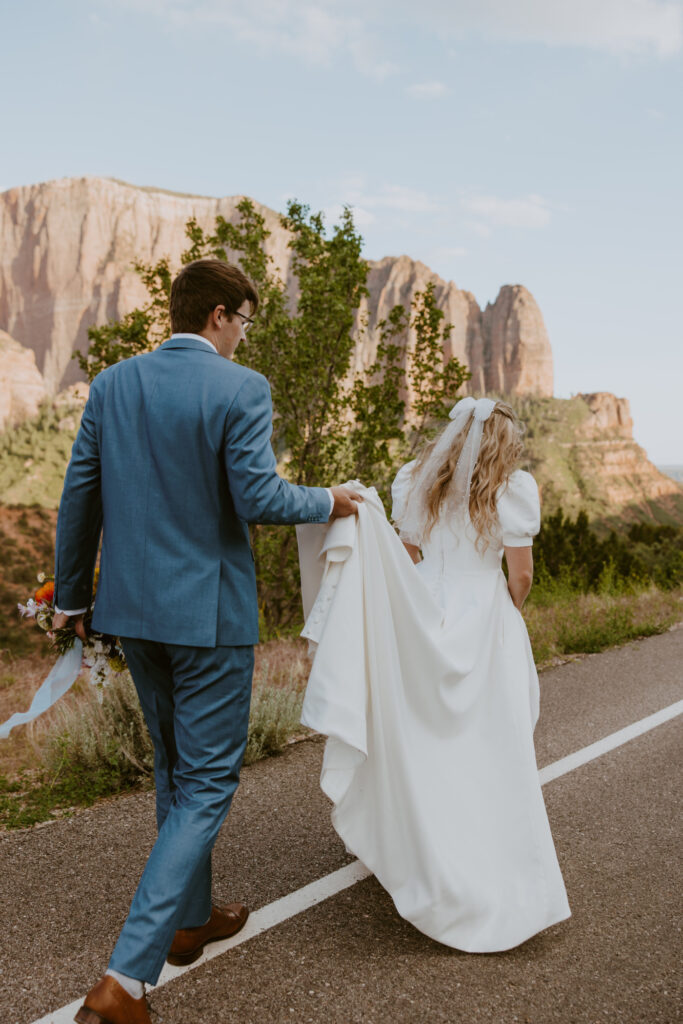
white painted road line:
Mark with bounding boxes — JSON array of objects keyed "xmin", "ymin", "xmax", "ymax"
[
  {"xmin": 30, "ymin": 862, "xmax": 373, "ymax": 1024},
  {"xmin": 152, "ymin": 860, "xmax": 373, "ymax": 990},
  {"xmin": 30, "ymin": 700, "xmax": 683, "ymax": 1024},
  {"xmin": 538, "ymin": 700, "xmax": 683, "ymax": 786}
]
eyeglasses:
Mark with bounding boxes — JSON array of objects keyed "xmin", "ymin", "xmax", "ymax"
[{"xmin": 233, "ymin": 310, "xmax": 255, "ymax": 333}]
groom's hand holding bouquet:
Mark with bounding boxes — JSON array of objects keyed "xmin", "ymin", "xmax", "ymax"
[{"xmin": 52, "ymin": 607, "xmax": 87, "ymax": 641}]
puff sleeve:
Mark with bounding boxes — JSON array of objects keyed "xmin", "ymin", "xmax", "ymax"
[
  {"xmin": 391, "ymin": 461, "xmax": 420, "ymax": 544},
  {"xmin": 496, "ymin": 470, "xmax": 541, "ymax": 547}
]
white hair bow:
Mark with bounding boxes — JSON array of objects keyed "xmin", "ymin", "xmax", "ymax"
[
  {"xmin": 398, "ymin": 395, "xmax": 499, "ymax": 543},
  {"xmin": 449, "ymin": 396, "xmax": 496, "ymax": 423}
]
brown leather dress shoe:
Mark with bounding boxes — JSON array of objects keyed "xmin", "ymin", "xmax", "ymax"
[
  {"xmin": 167, "ymin": 902, "xmax": 249, "ymax": 966},
  {"xmin": 74, "ymin": 975, "xmax": 151, "ymax": 1024}
]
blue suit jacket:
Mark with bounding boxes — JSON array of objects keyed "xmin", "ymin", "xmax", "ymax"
[{"xmin": 54, "ymin": 336, "xmax": 331, "ymax": 646}]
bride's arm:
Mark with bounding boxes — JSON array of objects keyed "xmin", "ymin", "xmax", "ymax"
[
  {"xmin": 504, "ymin": 545, "xmax": 533, "ymax": 609},
  {"xmin": 402, "ymin": 541, "xmax": 422, "ymax": 564}
]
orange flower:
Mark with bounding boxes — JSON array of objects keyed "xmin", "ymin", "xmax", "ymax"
[{"xmin": 35, "ymin": 581, "xmax": 55, "ymax": 605}]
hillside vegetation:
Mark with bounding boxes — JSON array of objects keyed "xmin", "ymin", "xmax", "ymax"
[
  {"xmin": 0, "ymin": 398, "xmax": 82, "ymax": 508},
  {"xmin": 508, "ymin": 395, "xmax": 683, "ymax": 527},
  {"xmin": 0, "ymin": 505, "xmax": 58, "ymax": 656},
  {"xmin": 2, "ymin": 392, "xmax": 681, "ymax": 529}
]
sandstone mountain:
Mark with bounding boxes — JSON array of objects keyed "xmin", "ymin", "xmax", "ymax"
[
  {"xmin": 510, "ymin": 392, "xmax": 683, "ymax": 526},
  {"xmin": 0, "ymin": 176, "xmax": 553, "ymax": 397},
  {"xmin": 358, "ymin": 257, "xmax": 552, "ymax": 397},
  {"xmin": 570, "ymin": 393, "xmax": 683, "ymax": 520},
  {"xmin": 0, "ymin": 331, "xmax": 47, "ymax": 432},
  {"xmin": 0, "ymin": 176, "xmax": 679, "ymax": 526}
]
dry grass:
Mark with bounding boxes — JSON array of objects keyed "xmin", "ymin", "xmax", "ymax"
[
  {"xmin": 253, "ymin": 637, "xmax": 310, "ymax": 692},
  {"xmin": 0, "ymin": 639, "xmax": 315, "ymax": 827},
  {"xmin": 2, "ymin": 587, "xmax": 681, "ymax": 782},
  {"xmin": 0, "ymin": 636, "xmax": 312, "ymax": 776},
  {"xmin": 525, "ymin": 585, "xmax": 683, "ymax": 668},
  {"xmin": 1, "ymin": 588, "xmax": 680, "ymax": 827},
  {"xmin": 0, "ymin": 650, "xmax": 81, "ymax": 776},
  {"xmin": 246, "ymin": 640, "xmax": 311, "ymax": 764}
]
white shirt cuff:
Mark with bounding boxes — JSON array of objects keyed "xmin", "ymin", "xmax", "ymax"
[{"xmin": 326, "ymin": 488, "xmax": 335, "ymax": 517}]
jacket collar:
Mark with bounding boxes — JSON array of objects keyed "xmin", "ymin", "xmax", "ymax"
[{"xmin": 159, "ymin": 335, "xmax": 220, "ymax": 354}]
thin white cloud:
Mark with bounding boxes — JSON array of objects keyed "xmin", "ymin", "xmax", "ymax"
[
  {"xmin": 461, "ymin": 192, "xmax": 552, "ymax": 230},
  {"xmin": 110, "ymin": 0, "xmax": 683, "ymax": 64},
  {"xmin": 321, "ymin": 176, "xmax": 441, "ymax": 230},
  {"xmin": 406, "ymin": 81, "xmax": 448, "ymax": 98},
  {"xmin": 468, "ymin": 221, "xmax": 493, "ymax": 239},
  {"xmin": 338, "ymin": 172, "xmax": 369, "ymax": 194},
  {"xmin": 369, "ymin": 184, "xmax": 440, "ymax": 213},
  {"xmin": 397, "ymin": 0, "xmax": 683, "ymax": 58},
  {"xmin": 323, "ymin": 203, "xmax": 376, "ymax": 227},
  {"xmin": 111, "ymin": 0, "xmax": 397, "ymax": 77},
  {"xmin": 347, "ymin": 33, "xmax": 398, "ymax": 79},
  {"xmin": 333, "ymin": 175, "xmax": 440, "ymax": 214},
  {"xmin": 432, "ymin": 245, "xmax": 468, "ymax": 259}
]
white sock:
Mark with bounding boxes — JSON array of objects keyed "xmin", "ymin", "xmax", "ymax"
[{"xmin": 106, "ymin": 969, "xmax": 144, "ymax": 1000}]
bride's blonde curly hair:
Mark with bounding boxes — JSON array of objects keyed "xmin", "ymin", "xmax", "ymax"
[{"xmin": 413, "ymin": 400, "xmax": 525, "ymax": 550}]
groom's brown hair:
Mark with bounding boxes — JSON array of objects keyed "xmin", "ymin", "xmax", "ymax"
[{"xmin": 170, "ymin": 258, "xmax": 259, "ymax": 334}]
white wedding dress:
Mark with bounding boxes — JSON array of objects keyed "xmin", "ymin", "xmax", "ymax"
[{"xmin": 296, "ymin": 467, "xmax": 570, "ymax": 953}]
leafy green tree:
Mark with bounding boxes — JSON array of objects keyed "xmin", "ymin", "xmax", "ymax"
[
  {"xmin": 75, "ymin": 200, "xmax": 470, "ymax": 630},
  {"xmin": 347, "ymin": 285, "xmax": 471, "ymax": 495},
  {"xmin": 346, "ymin": 304, "xmax": 408, "ymax": 488},
  {"xmin": 406, "ymin": 282, "xmax": 466, "ymax": 449}
]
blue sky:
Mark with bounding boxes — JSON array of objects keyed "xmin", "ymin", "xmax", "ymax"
[{"xmin": 1, "ymin": 0, "xmax": 681, "ymax": 462}]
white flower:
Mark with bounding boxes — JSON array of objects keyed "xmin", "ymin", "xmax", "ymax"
[
  {"xmin": 18, "ymin": 598, "xmax": 39, "ymax": 619},
  {"xmin": 36, "ymin": 607, "xmax": 51, "ymax": 630},
  {"xmin": 82, "ymin": 637, "xmax": 127, "ymax": 689}
]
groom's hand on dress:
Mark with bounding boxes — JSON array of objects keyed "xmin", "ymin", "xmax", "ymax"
[{"xmin": 330, "ymin": 485, "xmax": 364, "ymax": 519}]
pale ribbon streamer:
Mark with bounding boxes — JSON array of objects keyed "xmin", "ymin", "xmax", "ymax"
[{"xmin": 0, "ymin": 639, "xmax": 83, "ymax": 739}]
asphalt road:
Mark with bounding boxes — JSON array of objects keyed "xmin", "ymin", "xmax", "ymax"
[{"xmin": 1, "ymin": 628, "xmax": 681, "ymax": 1024}]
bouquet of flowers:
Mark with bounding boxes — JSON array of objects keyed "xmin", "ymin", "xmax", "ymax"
[
  {"xmin": 18, "ymin": 570, "xmax": 127, "ymax": 689},
  {"xmin": 0, "ymin": 570, "xmax": 131, "ymax": 738}
]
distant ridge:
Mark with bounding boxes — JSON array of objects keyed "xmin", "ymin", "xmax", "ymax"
[
  {"xmin": 0, "ymin": 175, "xmax": 553, "ymax": 398},
  {"xmin": 658, "ymin": 465, "xmax": 683, "ymax": 484},
  {"xmin": 105, "ymin": 176, "xmax": 242, "ymax": 201},
  {"xmin": 1, "ymin": 176, "xmax": 679, "ymax": 525}
]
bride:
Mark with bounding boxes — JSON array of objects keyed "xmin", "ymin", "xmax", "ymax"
[{"xmin": 297, "ymin": 396, "xmax": 571, "ymax": 952}]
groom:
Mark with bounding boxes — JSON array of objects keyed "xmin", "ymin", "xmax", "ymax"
[{"xmin": 53, "ymin": 258, "xmax": 361, "ymax": 1024}]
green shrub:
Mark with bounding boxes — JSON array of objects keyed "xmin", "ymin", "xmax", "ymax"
[
  {"xmin": 0, "ymin": 400, "xmax": 81, "ymax": 508},
  {"xmin": 1, "ymin": 655, "xmax": 310, "ymax": 828},
  {"xmin": 532, "ymin": 509, "xmax": 683, "ymax": 595},
  {"xmin": 43, "ymin": 670, "xmax": 154, "ymax": 786},
  {"xmin": 525, "ymin": 586, "xmax": 681, "ymax": 665},
  {"xmin": 244, "ymin": 684, "xmax": 306, "ymax": 765},
  {"xmin": 557, "ymin": 605, "xmax": 635, "ymax": 653}
]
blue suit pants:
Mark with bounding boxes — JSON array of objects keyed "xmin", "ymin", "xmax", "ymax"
[{"xmin": 108, "ymin": 639, "xmax": 254, "ymax": 984}]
